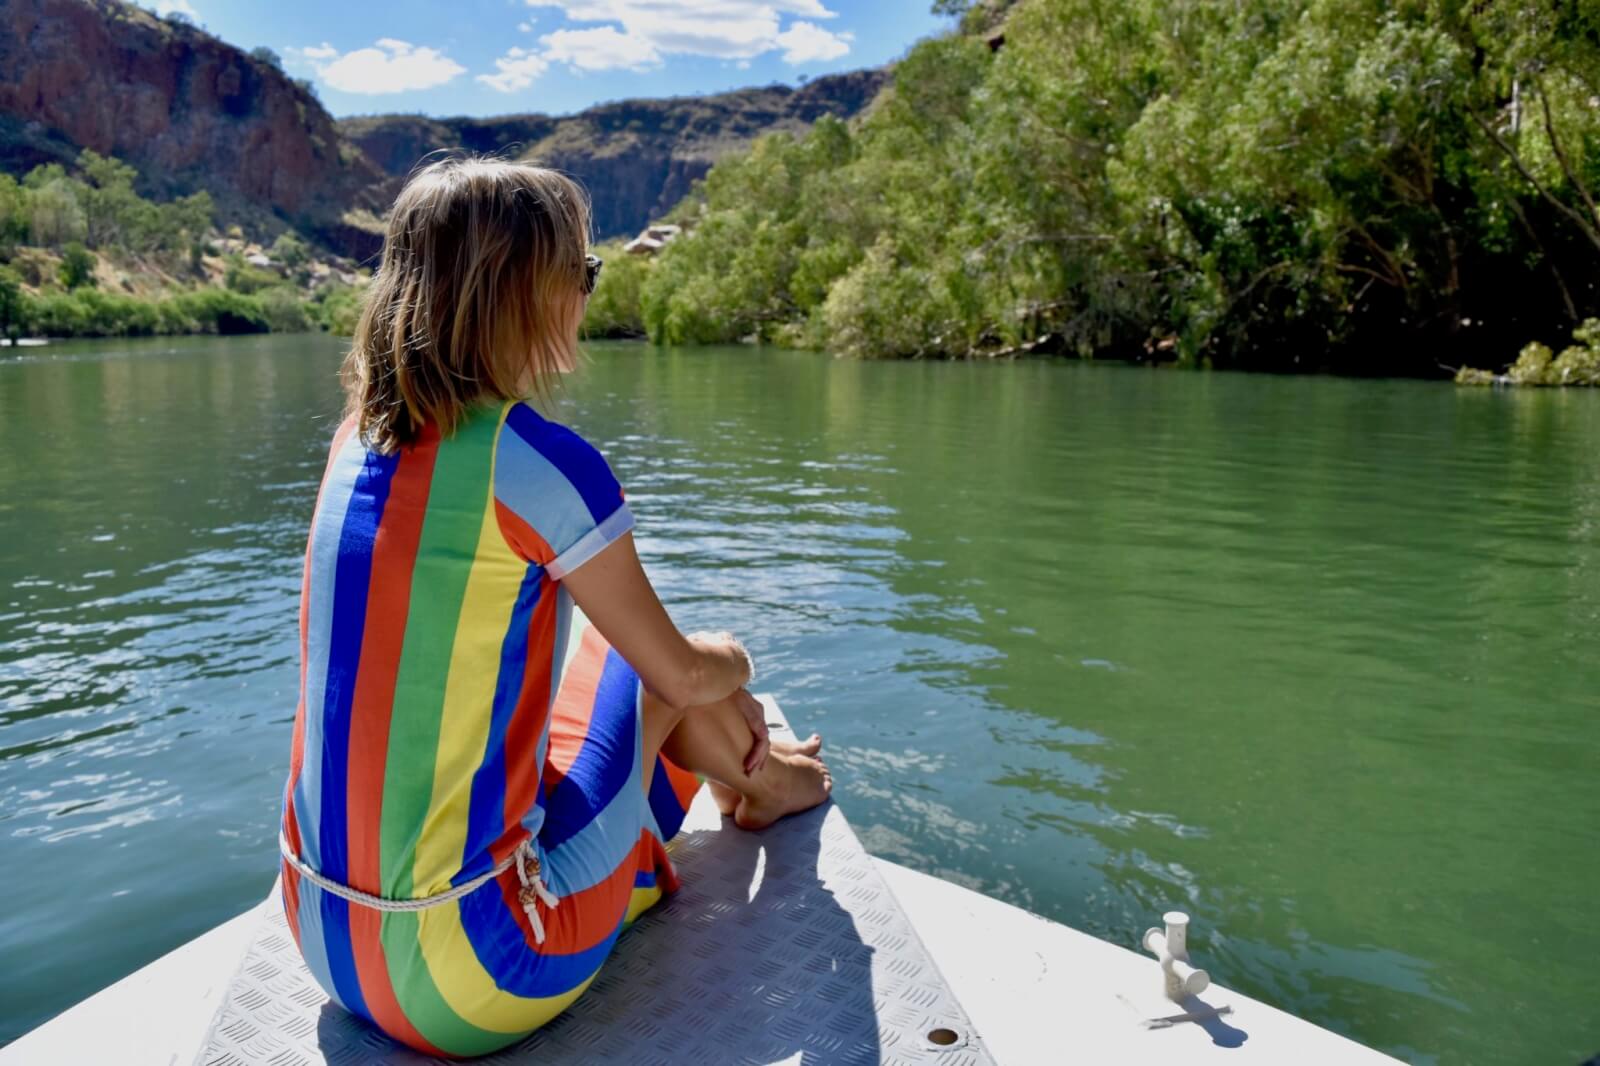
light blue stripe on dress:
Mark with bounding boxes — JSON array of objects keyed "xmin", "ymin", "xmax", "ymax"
[{"xmin": 291, "ymin": 433, "xmax": 364, "ymax": 870}]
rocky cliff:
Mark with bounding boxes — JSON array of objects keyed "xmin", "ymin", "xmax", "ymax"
[
  {"xmin": 0, "ymin": 0, "xmax": 887, "ymax": 255},
  {"xmin": 339, "ymin": 70, "xmax": 889, "ymax": 238},
  {"xmin": 0, "ymin": 0, "xmax": 389, "ymax": 256}
]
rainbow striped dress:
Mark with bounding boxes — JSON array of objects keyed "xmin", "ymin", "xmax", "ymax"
[{"xmin": 278, "ymin": 399, "xmax": 702, "ymax": 1057}]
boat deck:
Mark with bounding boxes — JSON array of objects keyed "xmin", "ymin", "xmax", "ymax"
[{"xmin": 1, "ymin": 697, "xmax": 1398, "ymax": 1065}]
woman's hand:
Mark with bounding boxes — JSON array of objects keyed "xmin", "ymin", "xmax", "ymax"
[{"xmin": 731, "ymin": 687, "xmax": 770, "ymax": 775}]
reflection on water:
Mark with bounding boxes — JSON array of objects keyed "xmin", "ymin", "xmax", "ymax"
[{"xmin": 2, "ymin": 337, "xmax": 1598, "ymax": 1064}]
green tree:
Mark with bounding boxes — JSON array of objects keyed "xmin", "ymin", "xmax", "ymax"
[
  {"xmin": 269, "ymin": 230, "xmax": 309, "ymax": 269},
  {"xmin": 250, "ymin": 46, "xmax": 283, "ymax": 71},
  {"xmin": 58, "ymin": 242, "xmax": 96, "ymax": 289},
  {"xmin": 27, "ymin": 177, "xmax": 85, "ymax": 248},
  {"xmin": 0, "ymin": 267, "xmax": 25, "ymax": 340},
  {"xmin": 258, "ymin": 286, "xmax": 310, "ymax": 331},
  {"xmin": 0, "ymin": 174, "xmax": 28, "ymax": 258},
  {"xmin": 76, "ymin": 148, "xmax": 144, "ymax": 249},
  {"xmin": 224, "ymin": 253, "xmax": 278, "ymax": 294}
]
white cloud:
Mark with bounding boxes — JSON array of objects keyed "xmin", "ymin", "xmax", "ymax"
[
  {"xmin": 476, "ymin": 0, "xmax": 853, "ymax": 94},
  {"xmin": 540, "ymin": 26, "xmax": 661, "ymax": 71},
  {"xmin": 476, "ymin": 47, "xmax": 552, "ymax": 93},
  {"xmin": 522, "ymin": 1, "xmax": 849, "ymax": 65},
  {"xmin": 773, "ymin": 20, "xmax": 851, "ymax": 63},
  {"xmin": 297, "ymin": 39, "xmax": 466, "ymax": 95}
]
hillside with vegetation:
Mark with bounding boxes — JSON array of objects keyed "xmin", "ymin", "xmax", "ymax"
[
  {"xmin": 617, "ymin": 0, "xmax": 1600, "ymax": 377},
  {"xmin": 0, "ymin": 0, "xmax": 886, "ymax": 264},
  {"xmin": 340, "ymin": 69, "xmax": 888, "ymax": 240},
  {"xmin": 0, "ymin": 150, "xmax": 364, "ymax": 341},
  {"xmin": 0, "ymin": 0, "xmax": 889, "ymax": 340}
]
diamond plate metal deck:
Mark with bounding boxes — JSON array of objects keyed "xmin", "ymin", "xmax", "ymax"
[{"xmin": 197, "ymin": 698, "xmax": 992, "ymax": 1065}]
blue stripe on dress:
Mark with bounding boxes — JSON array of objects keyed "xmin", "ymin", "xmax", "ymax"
[
  {"xmin": 538, "ymin": 648, "xmax": 640, "ymax": 853},
  {"xmin": 456, "ymin": 882, "xmax": 626, "ymax": 998},
  {"xmin": 457, "ymin": 564, "xmax": 542, "ymax": 885},
  {"xmin": 292, "ymin": 433, "xmax": 364, "ymax": 871},
  {"xmin": 495, "ymin": 418, "xmax": 605, "ymax": 560},
  {"xmin": 503, "ymin": 402, "xmax": 623, "ymax": 525},
  {"xmin": 647, "ymin": 755, "xmax": 691, "ymax": 842},
  {"xmin": 315, "ymin": 446, "xmax": 397, "ymax": 1023},
  {"xmin": 293, "ymin": 881, "xmax": 348, "ymax": 1015}
]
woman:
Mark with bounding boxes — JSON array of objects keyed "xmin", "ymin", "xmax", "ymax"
[{"xmin": 276, "ymin": 155, "xmax": 833, "ymax": 1058}]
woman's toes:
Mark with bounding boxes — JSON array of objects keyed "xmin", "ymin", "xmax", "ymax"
[{"xmin": 771, "ymin": 732, "xmax": 824, "ymax": 757}]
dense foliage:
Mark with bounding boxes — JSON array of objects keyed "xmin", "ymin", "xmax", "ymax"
[
  {"xmin": 637, "ymin": 0, "xmax": 1600, "ymax": 374},
  {"xmin": 1458, "ymin": 317, "xmax": 1600, "ymax": 384},
  {"xmin": 0, "ymin": 149, "xmax": 363, "ymax": 340},
  {"xmin": 0, "ymin": 152, "xmax": 212, "ymax": 261},
  {"xmin": 580, "ymin": 241, "xmax": 652, "ymax": 339}
]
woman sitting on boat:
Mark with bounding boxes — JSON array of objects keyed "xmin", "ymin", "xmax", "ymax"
[{"xmin": 276, "ymin": 155, "xmax": 833, "ymax": 1057}]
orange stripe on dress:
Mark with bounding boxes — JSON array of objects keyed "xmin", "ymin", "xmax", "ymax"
[
  {"xmin": 281, "ymin": 861, "xmax": 303, "ymax": 944},
  {"xmin": 542, "ymin": 622, "xmax": 609, "ymax": 793},
  {"xmin": 346, "ymin": 907, "xmax": 447, "ymax": 1057},
  {"xmin": 495, "ymin": 831, "xmax": 663, "ymax": 954},
  {"xmin": 341, "ymin": 429, "xmax": 439, "ymax": 1048},
  {"xmin": 660, "ymin": 752, "xmax": 702, "ymax": 812},
  {"xmin": 345, "ymin": 426, "xmax": 438, "ymax": 895},
  {"xmin": 494, "ymin": 498, "xmax": 556, "ymax": 568}
]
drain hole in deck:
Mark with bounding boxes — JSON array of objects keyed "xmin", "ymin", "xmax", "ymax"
[{"xmin": 927, "ymin": 1027, "xmax": 960, "ymax": 1046}]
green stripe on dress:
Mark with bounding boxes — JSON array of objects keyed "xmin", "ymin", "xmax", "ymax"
[
  {"xmin": 376, "ymin": 409, "xmax": 505, "ymax": 1050},
  {"xmin": 381, "ymin": 910, "xmax": 515, "ymax": 1055}
]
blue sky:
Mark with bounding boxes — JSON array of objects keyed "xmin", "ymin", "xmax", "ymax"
[{"xmin": 140, "ymin": 1, "xmax": 953, "ymax": 118}]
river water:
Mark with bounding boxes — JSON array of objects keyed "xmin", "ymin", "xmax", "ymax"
[{"xmin": 1, "ymin": 334, "xmax": 1596, "ymax": 1063}]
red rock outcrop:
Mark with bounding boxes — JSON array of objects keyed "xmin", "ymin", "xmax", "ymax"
[{"xmin": 0, "ymin": 0, "xmax": 387, "ymax": 256}]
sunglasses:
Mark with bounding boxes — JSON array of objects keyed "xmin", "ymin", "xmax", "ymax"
[{"xmin": 583, "ymin": 254, "xmax": 603, "ymax": 295}]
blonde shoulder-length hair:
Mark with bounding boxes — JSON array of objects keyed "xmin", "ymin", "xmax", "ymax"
[{"xmin": 343, "ymin": 155, "xmax": 591, "ymax": 453}]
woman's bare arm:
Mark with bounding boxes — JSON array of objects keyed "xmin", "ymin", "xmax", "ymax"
[{"xmin": 560, "ymin": 530, "xmax": 751, "ymax": 712}]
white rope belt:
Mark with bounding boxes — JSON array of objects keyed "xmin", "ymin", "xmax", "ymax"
[{"xmin": 278, "ymin": 831, "xmax": 560, "ymax": 944}]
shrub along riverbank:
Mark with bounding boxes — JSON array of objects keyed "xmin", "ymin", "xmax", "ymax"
[
  {"xmin": 609, "ymin": 0, "xmax": 1600, "ymax": 377},
  {"xmin": 0, "ymin": 276, "xmax": 362, "ymax": 338}
]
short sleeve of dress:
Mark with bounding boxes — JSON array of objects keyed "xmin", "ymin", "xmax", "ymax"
[{"xmin": 493, "ymin": 401, "xmax": 634, "ymax": 579}]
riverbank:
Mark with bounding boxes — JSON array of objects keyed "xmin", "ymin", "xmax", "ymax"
[
  {"xmin": 0, "ymin": 240, "xmax": 365, "ymax": 341},
  {"xmin": 1455, "ymin": 320, "xmax": 1600, "ymax": 387}
]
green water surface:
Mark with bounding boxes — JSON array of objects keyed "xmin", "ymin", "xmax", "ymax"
[{"xmin": 1, "ymin": 335, "xmax": 1597, "ymax": 1063}]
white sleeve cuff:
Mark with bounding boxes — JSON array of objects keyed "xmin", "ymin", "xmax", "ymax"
[{"xmin": 546, "ymin": 503, "xmax": 634, "ymax": 580}]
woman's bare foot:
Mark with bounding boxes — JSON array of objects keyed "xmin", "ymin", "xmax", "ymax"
[
  {"xmin": 732, "ymin": 750, "xmax": 833, "ymax": 830},
  {"xmin": 709, "ymin": 733, "xmax": 822, "ymax": 814}
]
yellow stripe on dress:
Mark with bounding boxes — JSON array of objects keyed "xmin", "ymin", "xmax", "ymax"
[
  {"xmin": 410, "ymin": 459, "xmax": 528, "ymax": 898},
  {"xmin": 415, "ymin": 907, "xmax": 599, "ymax": 1033},
  {"xmin": 407, "ymin": 417, "xmax": 602, "ymax": 1033}
]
